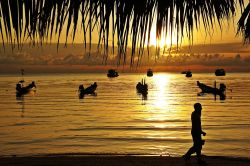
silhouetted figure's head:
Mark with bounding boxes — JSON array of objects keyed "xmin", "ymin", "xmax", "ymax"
[
  {"xmin": 16, "ymin": 83, "xmax": 21, "ymax": 91},
  {"xmin": 93, "ymin": 82, "xmax": 97, "ymax": 88},
  {"xmin": 79, "ymin": 85, "xmax": 84, "ymax": 90},
  {"xmin": 31, "ymin": 81, "xmax": 36, "ymax": 88},
  {"xmin": 194, "ymin": 103, "xmax": 202, "ymax": 113}
]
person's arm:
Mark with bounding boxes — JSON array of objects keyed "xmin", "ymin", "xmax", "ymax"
[
  {"xmin": 201, "ymin": 131, "xmax": 206, "ymax": 136},
  {"xmin": 200, "ymin": 118, "xmax": 206, "ymax": 136},
  {"xmin": 197, "ymin": 116, "xmax": 206, "ymax": 136}
]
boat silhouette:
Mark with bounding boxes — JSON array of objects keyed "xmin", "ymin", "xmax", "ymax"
[
  {"xmin": 215, "ymin": 69, "xmax": 226, "ymax": 76},
  {"xmin": 147, "ymin": 69, "xmax": 153, "ymax": 77},
  {"xmin": 197, "ymin": 81, "xmax": 226, "ymax": 100},
  {"xmin": 107, "ymin": 69, "xmax": 119, "ymax": 77},
  {"xmin": 16, "ymin": 81, "xmax": 36, "ymax": 97},
  {"xmin": 79, "ymin": 82, "xmax": 97, "ymax": 98},
  {"xmin": 136, "ymin": 79, "xmax": 148, "ymax": 95}
]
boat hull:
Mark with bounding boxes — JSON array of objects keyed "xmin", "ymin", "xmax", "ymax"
[
  {"xmin": 16, "ymin": 82, "xmax": 36, "ymax": 97},
  {"xmin": 197, "ymin": 81, "xmax": 224, "ymax": 96}
]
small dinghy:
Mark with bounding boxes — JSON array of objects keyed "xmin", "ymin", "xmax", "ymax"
[
  {"xmin": 136, "ymin": 79, "xmax": 148, "ymax": 95},
  {"xmin": 79, "ymin": 82, "xmax": 97, "ymax": 98}
]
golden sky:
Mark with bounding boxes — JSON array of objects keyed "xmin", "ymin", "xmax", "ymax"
[
  {"xmin": 0, "ymin": 1, "xmax": 246, "ymax": 47},
  {"xmin": 54, "ymin": 15, "xmax": 242, "ymax": 47},
  {"xmin": 55, "ymin": 2, "xmax": 245, "ymax": 47}
]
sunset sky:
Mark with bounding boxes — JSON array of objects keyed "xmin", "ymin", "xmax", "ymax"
[
  {"xmin": 0, "ymin": 0, "xmax": 250, "ymax": 73},
  {"xmin": 0, "ymin": 1, "xmax": 246, "ymax": 45}
]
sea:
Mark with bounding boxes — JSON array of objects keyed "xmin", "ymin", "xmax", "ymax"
[{"xmin": 0, "ymin": 73, "xmax": 249, "ymax": 158}]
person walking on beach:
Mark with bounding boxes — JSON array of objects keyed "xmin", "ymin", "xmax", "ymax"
[{"xmin": 183, "ymin": 103, "xmax": 206, "ymax": 164}]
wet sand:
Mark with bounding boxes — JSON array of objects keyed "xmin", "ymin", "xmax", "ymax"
[{"xmin": 0, "ymin": 155, "xmax": 249, "ymax": 166}]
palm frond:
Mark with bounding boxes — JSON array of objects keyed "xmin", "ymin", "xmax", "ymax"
[
  {"xmin": 0, "ymin": 0, "xmax": 244, "ymax": 65},
  {"xmin": 238, "ymin": 2, "xmax": 250, "ymax": 43}
]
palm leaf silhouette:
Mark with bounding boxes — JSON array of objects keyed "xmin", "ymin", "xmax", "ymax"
[{"xmin": 0, "ymin": 0, "xmax": 246, "ymax": 65}]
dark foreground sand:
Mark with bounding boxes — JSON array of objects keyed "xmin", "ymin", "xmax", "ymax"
[{"xmin": 0, "ymin": 155, "xmax": 249, "ymax": 166}]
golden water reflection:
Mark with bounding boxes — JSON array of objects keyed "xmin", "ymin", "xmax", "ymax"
[
  {"xmin": 1, "ymin": 73, "xmax": 249, "ymax": 157},
  {"xmin": 153, "ymin": 74, "xmax": 170, "ymax": 109},
  {"xmin": 143, "ymin": 73, "xmax": 187, "ymax": 140},
  {"xmin": 150, "ymin": 73, "xmax": 183, "ymax": 115}
]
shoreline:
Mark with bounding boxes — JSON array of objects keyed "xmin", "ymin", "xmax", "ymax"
[
  {"xmin": 1, "ymin": 64, "xmax": 250, "ymax": 74},
  {"xmin": 1, "ymin": 154, "xmax": 249, "ymax": 166}
]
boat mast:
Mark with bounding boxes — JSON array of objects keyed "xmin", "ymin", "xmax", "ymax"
[
  {"xmin": 21, "ymin": 69, "xmax": 24, "ymax": 81},
  {"xmin": 214, "ymin": 81, "xmax": 217, "ymax": 101}
]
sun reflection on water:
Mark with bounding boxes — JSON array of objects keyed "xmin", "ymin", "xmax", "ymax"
[
  {"xmin": 145, "ymin": 74, "xmax": 187, "ymax": 131},
  {"xmin": 153, "ymin": 74, "xmax": 170, "ymax": 109}
]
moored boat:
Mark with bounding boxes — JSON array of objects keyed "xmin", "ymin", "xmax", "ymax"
[
  {"xmin": 186, "ymin": 71, "xmax": 192, "ymax": 77},
  {"xmin": 197, "ymin": 81, "xmax": 226, "ymax": 96},
  {"xmin": 16, "ymin": 69, "xmax": 36, "ymax": 97},
  {"xmin": 79, "ymin": 82, "xmax": 97, "ymax": 98},
  {"xmin": 136, "ymin": 79, "xmax": 148, "ymax": 95},
  {"xmin": 107, "ymin": 69, "xmax": 119, "ymax": 77},
  {"xmin": 16, "ymin": 81, "xmax": 36, "ymax": 97},
  {"xmin": 147, "ymin": 69, "xmax": 153, "ymax": 77},
  {"xmin": 215, "ymin": 69, "xmax": 226, "ymax": 76}
]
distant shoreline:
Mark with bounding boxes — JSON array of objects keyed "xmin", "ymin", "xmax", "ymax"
[{"xmin": 0, "ymin": 64, "xmax": 250, "ymax": 74}]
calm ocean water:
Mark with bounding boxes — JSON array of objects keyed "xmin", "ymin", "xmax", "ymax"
[{"xmin": 0, "ymin": 73, "xmax": 249, "ymax": 157}]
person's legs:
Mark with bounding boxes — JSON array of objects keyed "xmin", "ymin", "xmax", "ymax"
[
  {"xmin": 183, "ymin": 134, "xmax": 197, "ymax": 160},
  {"xmin": 194, "ymin": 136, "xmax": 206, "ymax": 164},
  {"xmin": 193, "ymin": 134, "xmax": 204, "ymax": 159},
  {"xmin": 194, "ymin": 143, "xmax": 202, "ymax": 160},
  {"xmin": 183, "ymin": 146, "xmax": 195, "ymax": 160}
]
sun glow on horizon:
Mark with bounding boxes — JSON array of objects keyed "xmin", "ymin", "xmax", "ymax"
[
  {"xmin": 150, "ymin": 34, "xmax": 178, "ymax": 49},
  {"xmin": 148, "ymin": 20, "xmax": 178, "ymax": 49}
]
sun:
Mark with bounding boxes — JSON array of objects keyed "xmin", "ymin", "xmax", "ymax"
[{"xmin": 149, "ymin": 24, "xmax": 177, "ymax": 49}]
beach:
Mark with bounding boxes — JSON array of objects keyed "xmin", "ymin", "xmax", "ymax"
[{"xmin": 0, "ymin": 155, "xmax": 250, "ymax": 166}]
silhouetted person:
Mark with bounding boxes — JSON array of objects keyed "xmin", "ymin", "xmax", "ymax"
[
  {"xmin": 92, "ymin": 82, "xmax": 97, "ymax": 89},
  {"xmin": 79, "ymin": 85, "xmax": 84, "ymax": 91},
  {"xmin": 16, "ymin": 83, "xmax": 22, "ymax": 91},
  {"xmin": 183, "ymin": 103, "xmax": 206, "ymax": 164},
  {"xmin": 78, "ymin": 85, "xmax": 85, "ymax": 99}
]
